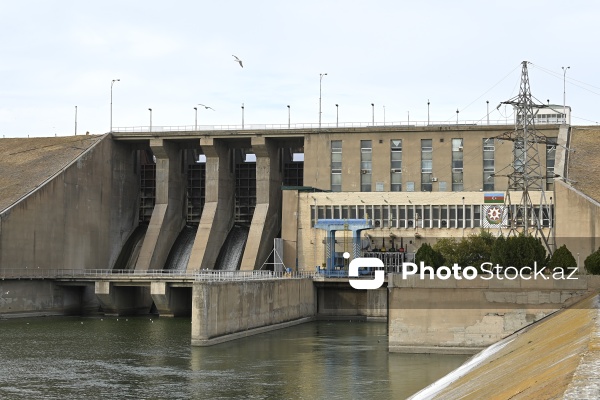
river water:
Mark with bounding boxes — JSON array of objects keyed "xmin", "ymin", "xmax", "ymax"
[{"xmin": 0, "ymin": 317, "xmax": 467, "ymax": 399}]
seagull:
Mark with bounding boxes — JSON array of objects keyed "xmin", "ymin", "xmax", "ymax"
[
  {"xmin": 232, "ymin": 55, "xmax": 243, "ymax": 68},
  {"xmin": 198, "ymin": 104, "xmax": 215, "ymax": 111}
]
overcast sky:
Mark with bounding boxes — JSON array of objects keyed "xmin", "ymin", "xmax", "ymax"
[{"xmin": 1, "ymin": 1, "xmax": 599, "ymax": 138}]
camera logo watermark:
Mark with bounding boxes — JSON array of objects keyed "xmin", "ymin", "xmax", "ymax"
[{"xmin": 347, "ymin": 253, "xmax": 385, "ymax": 290}]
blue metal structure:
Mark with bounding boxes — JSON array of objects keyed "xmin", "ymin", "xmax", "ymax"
[{"xmin": 313, "ymin": 219, "xmax": 373, "ymax": 276}]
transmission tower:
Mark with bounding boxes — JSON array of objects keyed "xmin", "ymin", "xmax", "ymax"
[{"xmin": 493, "ymin": 61, "xmax": 554, "ymax": 254}]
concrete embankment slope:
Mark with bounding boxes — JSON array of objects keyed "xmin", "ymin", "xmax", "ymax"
[{"xmin": 411, "ymin": 294, "xmax": 600, "ymax": 399}]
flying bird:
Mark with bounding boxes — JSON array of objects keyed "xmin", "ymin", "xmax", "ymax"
[
  {"xmin": 198, "ymin": 104, "xmax": 215, "ymax": 111},
  {"xmin": 232, "ymin": 55, "xmax": 243, "ymax": 68}
]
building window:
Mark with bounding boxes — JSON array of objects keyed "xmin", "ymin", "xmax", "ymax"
[
  {"xmin": 331, "ymin": 140, "xmax": 342, "ymax": 192},
  {"xmin": 546, "ymin": 138, "xmax": 557, "ymax": 191},
  {"xmin": 390, "ymin": 139, "xmax": 402, "ymax": 191},
  {"xmin": 483, "ymin": 138, "xmax": 495, "ymax": 191},
  {"xmin": 361, "ymin": 140, "xmax": 372, "ymax": 192},
  {"xmin": 452, "ymin": 138, "xmax": 463, "ymax": 191},
  {"xmin": 421, "ymin": 139, "xmax": 432, "ymax": 192}
]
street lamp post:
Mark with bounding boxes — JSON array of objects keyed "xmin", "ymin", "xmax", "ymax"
[
  {"xmin": 427, "ymin": 100, "xmax": 430, "ymax": 125},
  {"xmin": 319, "ymin": 73, "xmax": 327, "ymax": 129},
  {"xmin": 456, "ymin": 109, "xmax": 459, "ymax": 125},
  {"xmin": 194, "ymin": 107, "xmax": 198, "ymax": 130},
  {"xmin": 562, "ymin": 66, "xmax": 570, "ymax": 124},
  {"xmin": 110, "ymin": 78, "xmax": 120, "ymax": 132},
  {"xmin": 486, "ymin": 100, "xmax": 489, "ymax": 125},
  {"xmin": 74, "ymin": 105, "xmax": 77, "ymax": 136},
  {"xmin": 287, "ymin": 105, "xmax": 290, "ymax": 128},
  {"xmin": 371, "ymin": 103, "xmax": 374, "ymax": 125},
  {"xmin": 335, "ymin": 104, "xmax": 339, "ymax": 127},
  {"xmin": 148, "ymin": 108, "xmax": 152, "ymax": 132},
  {"xmin": 241, "ymin": 103, "xmax": 245, "ymax": 129}
]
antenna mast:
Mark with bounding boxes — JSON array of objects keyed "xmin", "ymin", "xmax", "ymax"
[{"xmin": 495, "ymin": 61, "xmax": 554, "ymax": 253}]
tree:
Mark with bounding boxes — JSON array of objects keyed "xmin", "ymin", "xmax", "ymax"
[
  {"xmin": 433, "ymin": 230, "xmax": 497, "ymax": 268},
  {"xmin": 548, "ymin": 244, "xmax": 577, "ymax": 273},
  {"xmin": 490, "ymin": 235, "xmax": 547, "ymax": 272},
  {"xmin": 584, "ymin": 247, "xmax": 600, "ymax": 275},
  {"xmin": 415, "ymin": 243, "xmax": 444, "ymax": 270},
  {"xmin": 490, "ymin": 235, "xmax": 507, "ymax": 266},
  {"xmin": 457, "ymin": 230, "xmax": 496, "ymax": 267},
  {"xmin": 432, "ymin": 238, "xmax": 459, "ymax": 265}
]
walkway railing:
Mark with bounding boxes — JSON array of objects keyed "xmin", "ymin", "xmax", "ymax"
[
  {"xmin": 111, "ymin": 119, "xmax": 520, "ymax": 133},
  {"xmin": 0, "ymin": 269, "xmax": 316, "ymax": 281}
]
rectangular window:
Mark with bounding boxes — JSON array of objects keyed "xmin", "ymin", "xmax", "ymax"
[
  {"xmin": 421, "ymin": 139, "xmax": 433, "ymax": 192},
  {"xmin": 449, "ymin": 205, "xmax": 456, "ymax": 228},
  {"xmin": 423, "ymin": 206, "xmax": 431, "ymax": 228},
  {"xmin": 341, "ymin": 206, "xmax": 349, "ymax": 219},
  {"xmin": 399, "ymin": 205, "xmax": 406, "ymax": 228},
  {"xmin": 474, "ymin": 205, "xmax": 481, "ymax": 228},
  {"xmin": 391, "ymin": 139, "xmax": 402, "ymax": 191},
  {"xmin": 331, "ymin": 140, "xmax": 342, "ymax": 192},
  {"xmin": 361, "ymin": 140, "xmax": 372, "ymax": 192},
  {"xmin": 441, "ymin": 206, "xmax": 448, "ymax": 228},
  {"xmin": 432, "ymin": 205, "xmax": 440, "ymax": 228},
  {"xmin": 465, "ymin": 205, "xmax": 472, "ymax": 228},
  {"xmin": 483, "ymin": 138, "xmax": 495, "ymax": 191},
  {"xmin": 452, "ymin": 138, "xmax": 464, "ymax": 191}
]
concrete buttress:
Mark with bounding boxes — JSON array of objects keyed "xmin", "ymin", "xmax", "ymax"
[
  {"xmin": 240, "ymin": 137, "xmax": 282, "ymax": 270},
  {"xmin": 135, "ymin": 139, "xmax": 186, "ymax": 271},
  {"xmin": 187, "ymin": 138, "xmax": 235, "ymax": 271}
]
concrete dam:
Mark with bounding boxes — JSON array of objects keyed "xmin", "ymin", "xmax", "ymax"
[
  {"xmin": 0, "ymin": 132, "xmax": 304, "ymax": 274},
  {"xmin": 3, "ymin": 124, "xmax": 600, "ymax": 395},
  {"xmin": 0, "ymin": 132, "xmax": 317, "ymax": 344}
]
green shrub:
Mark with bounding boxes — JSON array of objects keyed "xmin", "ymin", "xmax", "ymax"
[
  {"xmin": 584, "ymin": 247, "xmax": 600, "ymax": 275},
  {"xmin": 548, "ymin": 245, "xmax": 577, "ymax": 273}
]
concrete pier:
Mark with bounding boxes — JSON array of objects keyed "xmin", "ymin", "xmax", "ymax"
[
  {"xmin": 150, "ymin": 282, "xmax": 192, "ymax": 317},
  {"xmin": 136, "ymin": 139, "xmax": 186, "ymax": 271},
  {"xmin": 187, "ymin": 138, "xmax": 235, "ymax": 271},
  {"xmin": 388, "ymin": 274, "xmax": 598, "ymax": 354},
  {"xmin": 241, "ymin": 137, "xmax": 282, "ymax": 270},
  {"xmin": 191, "ymin": 278, "xmax": 316, "ymax": 346}
]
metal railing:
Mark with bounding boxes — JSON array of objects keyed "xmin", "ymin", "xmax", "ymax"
[
  {"xmin": 0, "ymin": 269, "xmax": 316, "ymax": 281},
  {"xmin": 111, "ymin": 119, "xmax": 524, "ymax": 134},
  {"xmin": 313, "ymin": 251, "xmax": 415, "ymax": 277}
]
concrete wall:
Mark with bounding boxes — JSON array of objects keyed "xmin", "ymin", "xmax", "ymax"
[
  {"xmin": 388, "ymin": 274, "xmax": 597, "ymax": 354},
  {"xmin": 554, "ymin": 179, "xmax": 600, "ymax": 262},
  {"xmin": 414, "ymin": 294, "xmax": 600, "ymax": 399},
  {"xmin": 0, "ymin": 280, "xmax": 98, "ymax": 317},
  {"xmin": 316, "ymin": 283, "xmax": 387, "ymax": 319},
  {"xmin": 0, "ymin": 135, "xmax": 139, "ymax": 271},
  {"xmin": 281, "ymin": 189, "xmax": 299, "ymax": 271},
  {"xmin": 191, "ymin": 278, "xmax": 315, "ymax": 345}
]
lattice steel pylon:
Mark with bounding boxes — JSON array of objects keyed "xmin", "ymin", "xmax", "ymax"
[{"xmin": 494, "ymin": 61, "xmax": 554, "ymax": 254}]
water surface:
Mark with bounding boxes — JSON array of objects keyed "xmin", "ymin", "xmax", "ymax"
[{"xmin": 0, "ymin": 318, "xmax": 467, "ymax": 399}]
